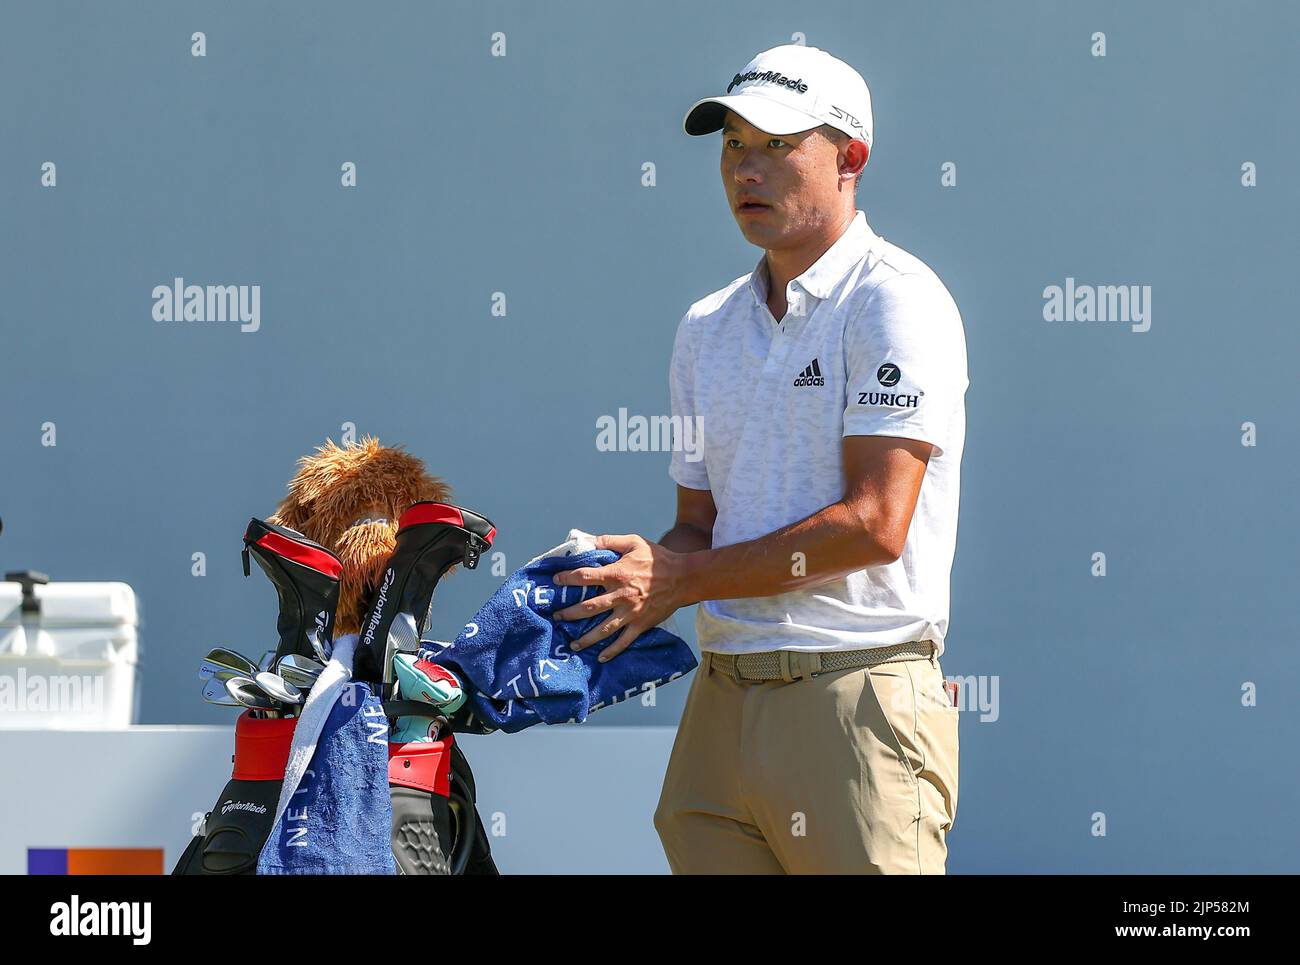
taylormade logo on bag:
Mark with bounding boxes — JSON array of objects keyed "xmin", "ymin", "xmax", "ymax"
[
  {"xmin": 49, "ymin": 895, "xmax": 151, "ymax": 945},
  {"xmin": 220, "ymin": 798, "xmax": 268, "ymax": 816},
  {"xmin": 361, "ymin": 568, "xmax": 396, "ymax": 652}
]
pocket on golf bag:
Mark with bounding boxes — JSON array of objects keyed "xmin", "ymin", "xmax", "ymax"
[
  {"xmin": 388, "ymin": 735, "xmax": 498, "ymax": 876},
  {"xmin": 389, "ymin": 737, "xmax": 455, "ymax": 875},
  {"xmin": 390, "ymin": 784, "xmax": 455, "ymax": 875},
  {"xmin": 172, "ymin": 711, "xmax": 296, "ymax": 875},
  {"xmin": 172, "ymin": 776, "xmax": 284, "ymax": 875}
]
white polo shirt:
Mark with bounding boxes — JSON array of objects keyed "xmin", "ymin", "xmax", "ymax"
[{"xmin": 668, "ymin": 209, "xmax": 968, "ymax": 656}]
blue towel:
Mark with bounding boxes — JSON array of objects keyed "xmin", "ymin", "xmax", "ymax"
[
  {"xmin": 257, "ymin": 679, "xmax": 396, "ymax": 875},
  {"xmin": 425, "ymin": 548, "xmax": 698, "ymax": 734}
]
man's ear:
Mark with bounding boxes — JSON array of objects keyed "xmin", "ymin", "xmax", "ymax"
[{"xmin": 843, "ymin": 138, "xmax": 868, "ymax": 179}]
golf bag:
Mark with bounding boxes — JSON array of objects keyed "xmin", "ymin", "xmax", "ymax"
[
  {"xmin": 174, "ymin": 502, "xmax": 499, "ymax": 875},
  {"xmin": 173, "ymin": 710, "xmax": 496, "ymax": 875}
]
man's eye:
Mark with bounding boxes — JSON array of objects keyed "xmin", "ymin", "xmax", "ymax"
[{"xmin": 724, "ymin": 137, "xmax": 785, "ymax": 149}]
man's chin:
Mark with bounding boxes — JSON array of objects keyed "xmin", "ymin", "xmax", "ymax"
[{"xmin": 735, "ymin": 214, "xmax": 783, "ymax": 244}]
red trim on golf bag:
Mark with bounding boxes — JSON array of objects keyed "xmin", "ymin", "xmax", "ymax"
[
  {"xmin": 484, "ymin": 526, "xmax": 496, "ymax": 544},
  {"xmin": 254, "ymin": 531, "xmax": 344, "ymax": 579},
  {"xmin": 388, "ymin": 735, "xmax": 454, "ymax": 797},
  {"xmin": 232, "ymin": 711, "xmax": 298, "ymax": 781},
  {"xmin": 399, "ymin": 502, "xmax": 466, "ymax": 530}
]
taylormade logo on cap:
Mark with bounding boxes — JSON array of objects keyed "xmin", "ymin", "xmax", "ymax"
[
  {"xmin": 683, "ymin": 44, "xmax": 873, "ymax": 150},
  {"xmin": 727, "ymin": 69, "xmax": 809, "ymax": 95}
]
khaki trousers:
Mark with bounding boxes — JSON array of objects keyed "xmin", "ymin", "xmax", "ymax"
[{"xmin": 654, "ymin": 647, "xmax": 959, "ymax": 874}]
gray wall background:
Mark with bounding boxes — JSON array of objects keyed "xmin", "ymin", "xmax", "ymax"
[{"xmin": 2, "ymin": 1, "xmax": 1297, "ymax": 872}]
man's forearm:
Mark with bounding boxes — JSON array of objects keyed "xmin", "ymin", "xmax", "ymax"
[
  {"xmin": 672, "ymin": 502, "xmax": 895, "ymax": 605},
  {"xmin": 660, "ymin": 522, "xmax": 712, "ymax": 554}
]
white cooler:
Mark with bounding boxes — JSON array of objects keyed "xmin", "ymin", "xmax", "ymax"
[{"xmin": 0, "ymin": 572, "xmax": 141, "ymax": 728}]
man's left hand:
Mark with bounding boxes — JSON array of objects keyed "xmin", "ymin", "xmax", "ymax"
[{"xmin": 551, "ymin": 534, "xmax": 687, "ymax": 662}]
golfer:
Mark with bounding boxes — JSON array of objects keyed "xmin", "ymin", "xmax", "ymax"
[{"xmin": 552, "ymin": 44, "xmax": 968, "ymax": 874}]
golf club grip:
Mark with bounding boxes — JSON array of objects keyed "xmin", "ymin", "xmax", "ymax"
[{"xmin": 383, "ymin": 699, "xmax": 445, "ymax": 720}]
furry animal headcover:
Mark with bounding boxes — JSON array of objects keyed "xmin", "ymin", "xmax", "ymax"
[{"xmin": 267, "ymin": 436, "xmax": 451, "ymax": 635}]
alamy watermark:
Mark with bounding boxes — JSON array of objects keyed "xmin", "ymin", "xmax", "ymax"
[
  {"xmin": 595, "ymin": 408, "xmax": 704, "ymax": 462},
  {"xmin": 1042, "ymin": 277, "xmax": 1150, "ymax": 333},
  {"xmin": 152, "ymin": 277, "xmax": 260, "ymax": 332},
  {"xmin": 877, "ymin": 670, "xmax": 1000, "ymax": 723},
  {"xmin": 0, "ymin": 669, "xmax": 105, "ymax": 715}
]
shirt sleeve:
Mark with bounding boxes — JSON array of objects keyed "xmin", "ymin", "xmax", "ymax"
[
  {"xmin": 842, "ymin": 272, "xmax": 968, "ymax": 458},
  {"xmin": 668, "ymin": 311, "xmax": 711, "ymax": 490}
]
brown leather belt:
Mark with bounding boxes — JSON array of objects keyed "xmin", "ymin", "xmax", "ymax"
[{"xmin": 704, "ymin": 639, "xmax": 937, "ymax": 683}]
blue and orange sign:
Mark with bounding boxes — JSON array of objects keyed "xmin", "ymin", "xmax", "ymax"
[{"xmin": 28, "ymin": 848, "xmax": 163, "ymax": 875}]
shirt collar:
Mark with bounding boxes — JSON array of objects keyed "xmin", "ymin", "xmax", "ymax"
[{"xmin": 748, "ymin": 209, "xmax": 877, "ymax": 310}]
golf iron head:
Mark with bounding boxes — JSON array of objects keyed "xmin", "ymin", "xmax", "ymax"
[
  {"xmin": 225, "ymin": 676, "xmax": 279, "ymax": 714},
  {"xmin": 199, "ymin": 647, "xmax": 260, "ymax": 680},
  {"xmin": 202, "ymin": 676, "xmax": 243, "ymax": 707},
  {"xmin": 276, "ymin": 654, "xmax": 324, "ymax": 690},
  {"xmin": 254, "ymin": 671, "xmax": 302, "ymax": 706},
  {"xmin": 198, "ymin": 661, "xmax": 244, "ymax": 683}
]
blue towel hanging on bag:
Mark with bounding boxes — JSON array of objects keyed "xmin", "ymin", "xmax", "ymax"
[{"xmin": 257, "ymin": 634, "xmax": 396, "ymax": 875}]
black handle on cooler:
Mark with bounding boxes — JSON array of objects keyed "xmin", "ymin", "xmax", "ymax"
[{"xmin": 4, "ymin": 570, "xmax": 50, "ymax": 615}]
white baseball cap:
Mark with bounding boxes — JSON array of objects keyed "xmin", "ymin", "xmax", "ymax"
[{"xmin": 682, "ymin": 44, "xmax": 873, "ymax": 149}]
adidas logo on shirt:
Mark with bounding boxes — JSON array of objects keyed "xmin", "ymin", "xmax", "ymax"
[{"xmin": 793, "ymin": 358, "xmax": 825, "ymax": 387}]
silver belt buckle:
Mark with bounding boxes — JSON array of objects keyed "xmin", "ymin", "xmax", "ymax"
[{"xmin": 801, "ymin": 651, "xmax": 823, "ymax": 679}]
